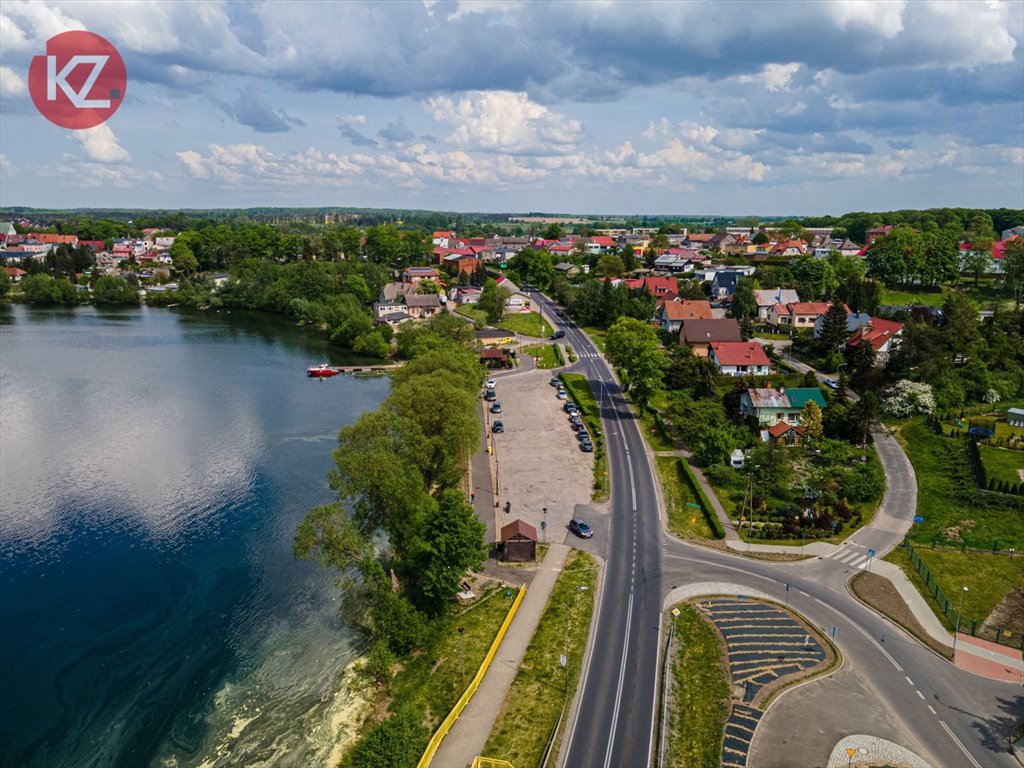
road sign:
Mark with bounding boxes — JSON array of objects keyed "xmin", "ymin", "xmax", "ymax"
[
  {"xmin": 914, "ymin": 515, "xmax": 924, "ymax": 523},
  {"xmin": 671, "ymin": 607, "xmax": 680, "ymax": 617},
  {"xmin": 846, "ymin": 748, "xmax": 856, "ymax": 758},
  {"xmin": 868, "ymin": 548, "xmax": 875, "ymax": 557},
  {"xmin": 685, "ymin": 502, "xmax": 701, "ymax": 510}
]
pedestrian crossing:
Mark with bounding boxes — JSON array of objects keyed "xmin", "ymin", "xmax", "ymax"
[{"xmin": 823, "ymin": 544, "xmax": 875, "ymax": 570}]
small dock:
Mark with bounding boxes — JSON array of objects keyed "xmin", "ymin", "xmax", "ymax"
[{"xmin": 326, "ymin": 364, "xmax": 403, "ymax": 374}]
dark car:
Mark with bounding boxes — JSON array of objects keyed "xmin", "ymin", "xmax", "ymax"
[
  {"xmin": 490, "ymin": 402, "xmax": 502, "ymax": 414},
  {"xmin": 484, "ymin": 389, "xmax": 497, "ymax": 401},
  {"xmin": 569, "ymin": 517, "xmax": 593, "ymax": 538},
  {"xmin": 577, "ymin": 430, "xmax": 590, "ymax": 442},
  {"xmin": 563, "ymin": 402, "xmax": 577, "ymax": 414},
  {"xmin": 550, "ymin": 376, "xmax": 561, "ymax": 387},
  {"xmin": 492, "ymin": 420, "xmax": 504, "ymax": 433},
  {"xmin": 551, "ymin": 330, "xmax": 566, "ymax": 340},
  {"xmin": 580, "ymin": 440, "xmax": 594, "ymax": 452}
]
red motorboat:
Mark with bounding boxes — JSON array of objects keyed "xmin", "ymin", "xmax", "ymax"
[{"xmin": 307, "ymin": 363, "xmax": 341, "ymax": 378}]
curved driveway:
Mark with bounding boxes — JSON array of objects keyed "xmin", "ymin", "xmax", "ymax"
[{"xmin": 529, "ymin": 291, "xmax": 1022, "ymax": 768}]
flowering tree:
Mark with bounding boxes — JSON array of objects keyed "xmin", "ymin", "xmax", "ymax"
[{"xmin": 881, "ymin": 380, "xmax": 936, "ymax": 417}]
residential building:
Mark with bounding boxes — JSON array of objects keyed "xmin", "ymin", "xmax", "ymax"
[
  {"xmin": 711, "ymin": 270, "xmax": 743, "ymax": 299},
  {"xmin": 707, "ymin": 341, "xmax": 772, "ymax": 376},
  {"xmin": 679, "ymin": 318, "xmax": 742, "ymax": 354},
  {"xmin": 845, "ymin": 317, "xmax": 903, "ymax": 363},
  {"xmin": 379, "ymin": 282, "xmax": 416, "ymax": 302},
  {"xmin": 763, "ymin": 422, "xmax": 808, "ymax": 446},
  {"xmin": 553, "ymin": 262, "xmax": 580, "ymax": 277},
  {"xmin": 404, "ymin": 293, "xmax": 441, "ymax": 319},
  {"xmin": 402, "ymin": 266, "xmax": 441, "ymax": 284},
  {"xmin": 656, "ymin": 299, "xmax": 713, "ymax": 334},
  {"xmin": 586, "ymin": 236, "xmax": 616, "ymax": 254},
  {"xmin": 864, "ymin": 225, "xmax": 894, "ymax": 245},
  {"xmin": 813, "ymin": 311, "xmax": 872, "ymax": 338},
  {"xmin": 766, "ymin": 301, "xmax": 833, "ymax": 331},
  {"xmin": 754, "ymin": 288, "xmax": 800, "ymax": 320},
  {"xmin": 740, "ymin": 387, "xmax": 827, "ymax": 426},
  {"xmin": 449, "ymin": 286, "xmax": 482, "ymax": 305}
]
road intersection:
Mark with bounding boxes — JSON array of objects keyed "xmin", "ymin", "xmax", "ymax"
[{"xmin": 526, "ymin": 291, "xmax": 1023, "ymax": 768}]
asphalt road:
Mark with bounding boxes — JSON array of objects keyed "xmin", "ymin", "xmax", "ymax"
[{"xmin": 530, "ymin": 294, "xmax": 1022, "ymax": 768}]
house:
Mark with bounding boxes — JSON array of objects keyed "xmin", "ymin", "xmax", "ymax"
[
  {"xmin": 3, "ymin": 266, "xmax": 27, "ymax": 282},
  {"xmin": 708, "ymin": 341, "xmax": 772, "ymax": 376},
  {"xmin": 380, "ymin": 282, "xmax": 416, "ymax": 302},
  {"xmin": 657, "ymin": 299, "xmax": 713, "ymax": 334},
  {"xmin": 740, "ymin": 387, "xmax": 827, "ymax": 426},
  {"xmin": 834, "ymin": 238, "xmax": 862, "ymax": 257},
  {"xmin": 505, "ymin": 290, "xmax": 533, "ymax": 313},
  {"xmin": 710, "ymin": 270, "xmax": 743, "ymax": 299},
  {"xmin": 686, "ymin": 233, "xmax": 713, "ymax": 249},
  {"xmin": 679, "ymin": 318, "xmax": 742, "ymax": 353},
  {"xmin": 864, "ymin": 225, "xmax": 894, "ymax": 245},
  {"xmin": 30, "ymin": 233, "xmax": 78, "ymax": 247},
  {"xmin": 763, "ymin": 421, "xmax": 808, "ymax": 446},
  {"xmin": 402, "ymin": 266, "xmax": 440, "ymax": 285},
  {"xmin": 813, "ymin": 311, "xmax": 872, "ymax": 338},
  {"xmin": 374, "ymin": 299, "xmax": 405, "ymax": 320},
  {"xmin": 706, "ymin": 232, "xmax": 735, "ymax": 251},
  {"xmin": 845, "ymin": 317, "xmax": 903, "ymax": 363},
  {"xmin": 78, "ymin": 240, "xmax": 106, "ymax": 252},
  {"xmin": 443, "ymin": 254, "xmax": 482, "ymax": 275},
  {"xmin": 554, "ymin": 262, "xmax": 580, "ymax": 277},
  {"xmin": 476, "ymin": 328, "xmax": 516, "ymax": 347},
  {"xmin": 0, "ymin": 222, "xmax": 15, "ymax": 237},
  {"xmin": 432, "ymin": 231, "xmax": 456, "ymax": 247},
  {"xmin": 1001, "ymin": 225, "xmax": 1024, "ymax": 241},
  {"xmin": 500, "ymin": 519, "xmax": 537, "ymax": 562},
  {"xmin": 377, "ymin": 310, "xmax": 412, "ymax": 328},
  {"xmin": 449, "ymin": 286, "xmax": 482, "ymax": 305},
  {"xmin": 766, "ymin": 302, "xmax": 833, "ymax": 331},
  {"xmin": 586, "ymin": 236, "xmax": 616, "ymax": 254},
  {"xmin": 481, "ymin": 347, "xmax": 511, "ymax": 369},
  {"xmin": 403, "ymin": 293, "xmax": 441, "ymax": 319},
  {"xmin": 754, "ymin": 289, "xmax": 800, "ymax": 320}
]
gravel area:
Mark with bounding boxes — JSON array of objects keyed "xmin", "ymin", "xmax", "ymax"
[{"xmin": 486, "ymin": 366, "xmax": 601, "ymax": 546}]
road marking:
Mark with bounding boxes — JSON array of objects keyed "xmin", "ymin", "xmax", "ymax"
[
  {"xmin": 916, "ymin": 690, "xmax": 925, "ymax": 700},
  {"xmin": 905, "ymin": 676, "xmax": 914, "ymax": 686},
  {"xmin": 604, "ymin": 591, "xmax": 634, "ymax": 768},
  {"xmin": 928, "ymin": 705, "xmax": 937, "ymax": 715},
  {"xmin": 799, "ymin": 590, "xmax": 809, "ymax": 596},
  {"xmin": 848, "ymin": 621, "xmax": 903, "ymax": 671},
  {"xmin": 627, "ymin": 457, "xmax": 637, "ymax": 511},
  {"xmin": 939, "ymin": 721, "xmax": 982, "ymax": 768}
]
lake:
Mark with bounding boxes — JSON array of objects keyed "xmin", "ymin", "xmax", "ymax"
[{"xmin": 0, "ymin": 305, "xmax": 389, "ymax": 768}]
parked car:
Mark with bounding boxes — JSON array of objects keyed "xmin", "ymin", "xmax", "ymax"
[
  {"xmin": 569, "ymin": 517, "xmax": 593, "ymax": 538},
  {"xmin": 577, "ymin": 430, "xmax": 590, "ymax": 442},
  {"xmin": 490, "ymin": 402, "xmax": 502, "ymax": 413},
  {"xmin": 486, "ymin": 378, "xmax": 497, "ymax": 389},
  {"xmin": 580, "ymin": 440, "xmax": 594, "ymax": 452},
  {"xmin": 570, "ymin": 417, "xmax": 583, "ymax": 427},
  {"xmin": 485, "ymin": 389, "xmax": 497, "ymax": 401},
  {"xmin": 492, "ymin": 420, "xmax": 504, "ymax": 433},
  {"xmin": 550, "ymin": 376, "xmax": 561, "ymax": 387},
  {"xmin": 551, "ymin": 330, "xmax": 566, "ymax": 340},
  {"xmin": 563, "ymin": 402, "xmax": 577, "ymax": 414},
  {"xmin": 824, "ymin": 378, "xmax": 839, "ymax": 390},
  {"xmin": 556, "ymin": 390, "xmax": 567, "ymax": 400}
]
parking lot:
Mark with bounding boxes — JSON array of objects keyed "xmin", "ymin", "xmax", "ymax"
[{"xmin": 483, "ymin": 364, "xmax": 601, "ymax": 547}]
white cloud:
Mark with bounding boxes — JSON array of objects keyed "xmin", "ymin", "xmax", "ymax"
[
  {"xmin": 738, "ymin": 62, "xmax": 802, "ymax": 92},
  {"xmin": 0, "ymin": 65, "xmax": 25, "ymax": 96},
  {"xmin": 829, "ymin": 0, "xmax": 906, "ymax": 37},
  {"xmin": 336, "ymin": 114, "xmax": 367, "ymax": 126},
  {"xmin": 0, "ymin": 153, "xmax": 12, "ymax": 174},
  {"xmin": 70, "ymin": 125, "xmax": 131, "ymax": 163},
  {"xmin": 426, "ymin": 91, "xmax": 582, "ymax": 155},
  {"xmin": 1005, "ymin": 147, "xmax": 1024, "ymax": 165}
]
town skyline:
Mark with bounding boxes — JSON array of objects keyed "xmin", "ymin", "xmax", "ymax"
[{"xmin": 1, "ymin": 1, "xmax": 1022, "ymax": 214}]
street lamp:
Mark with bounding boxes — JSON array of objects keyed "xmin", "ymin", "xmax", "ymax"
[{"xmin": 952, "ymin": 586, "xmax": 968, "ymax": 657}]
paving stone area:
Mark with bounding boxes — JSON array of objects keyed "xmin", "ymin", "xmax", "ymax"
[{"xmin": 698, "ymin": 598, "xmax": 829, "ymax": 768}]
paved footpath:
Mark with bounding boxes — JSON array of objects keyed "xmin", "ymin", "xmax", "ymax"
[{"xmin": 431, "ymin": 543, "xmax": 572, "ymax": 768}]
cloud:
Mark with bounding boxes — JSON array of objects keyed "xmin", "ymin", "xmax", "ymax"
[
  {"xmin": 377, "ymin": 119, "xmax": 415, "ymax": 144},
  {"xmin": 70, "ymin": 125, "xmax": 131, "ymax": 163},
  {"xmin": 427, "ymin": 91, "xmax": 582, "ymax": 154},
  {"xmin": 221, "ymin": 84, "xmax": 304, "ymax": 133},
  {"xmin": 738, "ymin": 62, "xmax": 802, "ymax": 92},
  {"xmin": 337, "ymin": 125, "xmax": 378, "ymax": 147},
  {"xmin": 0, "ymin": 65, "xmax": 25, "ymax": 96}
]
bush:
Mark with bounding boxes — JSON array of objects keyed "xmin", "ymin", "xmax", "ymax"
[
  {"xmin": 340, "ymin": 704, "xmax": 427, "ymax": 768},
  {"xmin": 881, "ymin": 380, "xmax": 936, "ymax": 417}
]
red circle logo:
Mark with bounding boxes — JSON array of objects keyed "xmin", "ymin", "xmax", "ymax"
[{"xmin": 28, "ymin": 30, "xmax": 127, "ymax": 130}]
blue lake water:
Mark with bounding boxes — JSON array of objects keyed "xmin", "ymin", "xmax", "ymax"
[{"xmin": 0, "ymin": 305, "xmax": 389, "ymax": 768}]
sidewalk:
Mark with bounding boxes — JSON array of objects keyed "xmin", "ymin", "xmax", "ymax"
[{"xmin": 431, "ymin": 543, "xmax": 572, "ymax": 768}]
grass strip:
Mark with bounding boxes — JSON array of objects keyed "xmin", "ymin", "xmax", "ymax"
[
  {"xmin": 521, "ymin": 343, "xmax": 560, "ymax": 369},
  {"xmin": 678, "ymin": 459, "xmax": 725, "ymax": 539},
  {"xmin": 482, "ymin": 551, "xmax": 597, "ymax": 767},
  {"xmin": 659, "ymin": 456, "xmax": 716, "ymax": 540},
  {"xmin": 666, "ymin": 604, "xmax": 730, "ymax": 768},
  {"xmin": 849, "ymin": 571, "xmax": 952, "ymax": 658},
  {"xmin": 500, "ymin": 311, "xmax": 552, "ymax": 338},
  {"xmin": 560, "ymin": 372, "xmax": 609, "ymax": 502}
]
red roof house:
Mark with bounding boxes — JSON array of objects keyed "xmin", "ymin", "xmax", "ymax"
[{"xmin": 708, "ymin": 341, "xmax": 772, "ymax": 376}]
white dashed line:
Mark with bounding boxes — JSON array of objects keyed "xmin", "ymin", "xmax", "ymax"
[
  {"xmin": 928, "ymin": 705, "xmax": 937, "ymax": 715},
  {"xmin": 916, "ymin": 690, "xmax": 925, "ymax": 700},
  {"xmin": 905, "ymin": 676, "xmax": 914, "ymax": 686}
]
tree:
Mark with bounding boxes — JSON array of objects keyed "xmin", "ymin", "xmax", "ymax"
[
  {"xmin": 169, "ymin": 239, "xmax": 198, "ymax": 276},
  {"xmin": 541, "ymin": 223, "xmax": 563, "ymax": 240},
  {"xmin": 880, "ymin": 380, "xmax": 936, "ymax": 417},
  {"xmin": 340, "ymin": 704, "xmax": 427, "ymax": 768},
  {"xmin": 510, "ymin": 247, "xmax": 555, "ymax": 290},
  {"xmin": 801, "ymin": 400, "xmax": 824, "ymax": 441},
  {"xmin": 941, "ymin": 292, "xmax": 980, "ymax": 364},
  {"xmin": 818, "ymin": 299, "xmax": 849, "ymax": 353},
  {"xmin": 919, "ymin": 228, "xmax": 959, "ymax": 287},
  {"xmin": 596, "ymin": 253, "xmax": 626, "ymax": 277},
  {"xmin": 338, "ymin": 227, "xmax": 363, "ymax": 259},
  {"xmin": 961, "ymin": 243, "xmax": 992, "ymax": 286},
  {"xmin": 93, "ymin": 275, "xmax": 140, "ymax": 304},
  {"xmin": 342, "ymin": 273, "xmax": 372, "ymax": 304},
  {"xmin": 478, "ymin": 278, "xmax": 510, "ymax": 323},
  {"xmin": 413, "ymin": 490, "xmax": 486, "ymax": 614},
  {"xmin": 865, "ymin": 227, "xmax": 923, "ymax": 285},
  {"xmin": 752, "ymin": 231, "xmax": 769, "ymax": 245},
  {"xmin": 620, "ymin": 244, "xmax": 637, "ymax": 272},
  {"xmin": 791, "ymin": 256, "xmax": 837, "ymax": 301},
  {"xmin": 364, "ymin": 225, "xmax": 404, "ymax": 266},
  {"xmin": 0, "ymin": 268, "xmax": 10, "ymax": 299},
  {"xmin": 605, "ymin": 317, "xmax": 665, "ymax": 411},
  {"xmin": 847, "ymin": 338, "xmax": 876, "ymax": 385},
  {"xmin": 730, "ymin": 277, "xmax": 758, "ymax": 320},
  {"xmin": 416, "ymin": 280, "xmax": 440, "ymax": 295},
  {"xmin": 1002, "ymin": 236, "xmax": 1024, "ymax": 309}
]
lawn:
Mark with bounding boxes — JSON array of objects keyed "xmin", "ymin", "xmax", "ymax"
[
  {"xmin": 665, "ymin": 603, "xmax": 731, "ymax": 768},
  {"xmin": 879, "ymin": 287, "xmax": 948, "ymax": 307},
  {"xmin": 521, "ymin": 343, "xmax": 561, "ymax": 369},
  {"xmin": 659, "ymin": 456, "xmax": 716, "ymax": 539},
  {"xmin": 560, "ymin": 373, "xmax": 609, "ymax": 501},
  {"xmin": 886, "ymin": 545, "xmax": 1024, "ymax": 632},
  {"xmin": 500, "ymin": 311, "xmax": 552, "ymax": 338},
  {"xmin": 977, "ymin": 443, "xmax": 1024, "ymax": 488},
  {"xmin": 483, "ymin": 551, "xmax": 597, "ymax": 767},
  {"xmin": 455, "ymin": 305, "xmax": 487, "ymax": 324},
  {"xmin": 581, "ymin": 325, "xmax": 607, "ymax": 353},
  {"xmin": 889, "ymin": 420, "xmax": 1023, "ymax": 548}
]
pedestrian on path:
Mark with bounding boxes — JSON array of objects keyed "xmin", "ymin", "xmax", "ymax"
[{"xmin": 470, "ymin": 492, "xmax": 475, "ymax": 505}]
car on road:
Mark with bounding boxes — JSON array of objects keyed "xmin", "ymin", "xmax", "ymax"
[
  {"xmin": 490, "ymin": 402, "xmax": 502, "ymax": 413},
  {"xmin": 484, "ymin": 389, "xmax": 497, "ymax": 401},
  {"xmin": 550, "ymin": 376, "xmax": 561, "ymax": 387},
  {"xmin": 569, "ymin": 517, "xmax": 593, "ymax": 538},
  {"xmin": 486, "ymin": 378, "xmax": 496, "ymax": 389},
  {"xmin": 580, "ymin": 440, "xmax": 594, "ymax": 452},
  {"xmin": 492, "ymin": 420, "xmax": 504, "ymax": 433},
  {"xmin": 556, "ymin": 390, "xmax": 567, "ymax": 400},
  {"xmin": 824, "ymin": 378, "xmax": 839, "ymax": 389},
  {"xmin": 551, "ymin": 330, "xmax": 566, "ymax": 340}
]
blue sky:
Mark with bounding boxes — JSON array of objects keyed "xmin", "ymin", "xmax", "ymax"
[{"xmin": 1, "ymin": 0, "xmax": 1022, "ymax": 215}]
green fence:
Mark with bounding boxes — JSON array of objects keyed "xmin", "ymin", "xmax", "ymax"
[{"xmin": 904, "ymin": 539, "xmax": 1023, "ymax": 650}]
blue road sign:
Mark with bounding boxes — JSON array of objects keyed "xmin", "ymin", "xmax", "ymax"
[
  {"xmin": 914, "ymin": 515, "xmax": 924, "ymax": 523},
  {"xmin": 868, "ymin": 548, "xmax": 875, "ymax": 557}
]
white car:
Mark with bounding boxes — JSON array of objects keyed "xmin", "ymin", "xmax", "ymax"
[
  {"xmin": 824, "ymin": 378, "xmax": 839, "ymax": 390},
  {"xmin": 486, "ymin": 378, "xmax": 496, "ymax": 389},
  {"xmin": 556, "ymin": 389, "xmax": 568, "ymax": 400}
]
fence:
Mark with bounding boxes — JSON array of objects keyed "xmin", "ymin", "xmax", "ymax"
[
  {"xmin": 418, "ymin": 586, "xmax": 527, "ymax": 768},
  {"xmin": 904, "ymin": 539, "xmax": 1023, "ymax": 650}
]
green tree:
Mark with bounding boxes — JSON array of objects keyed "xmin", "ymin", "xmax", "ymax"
[
  {"xmin": 818, "ymin": 298, "xmax": 849, "ymax": 353},
  {"xmin": 339, "ymin": 227, "xmax": 363, "ymax": 259},
  {"xmin": 93, "ymin": 275, "xmax": 140, "ymax": 304},
  {"xmin": 919, "ymin": 228, "xmax": 959, "ymax": 286},
  {"xmin": 961, "ymin": 242, "xmax": 992, "ymax": 286},
  {"xmin": 340, "ymin": 704, "xmax": 427, "ymax": 768},
  {"xmin": 510, "ymin": 247, "xmax": 555, "ymax": 290},
  {"xmin": 169, "ymin": 239, "xmax": 199, "ymax": 276},
  {"xmin": 752, "ymin": 231, "xmax": 769, "ymax": 245},
  {"xmin": 541, "ymin": 223, "xmax": 563, "ymax": 240},
  {"xmin": 801, "ymin": 400, "xmax": 824, "ymax": 441},
  {"xmin": 596, "ymin": 253, "xmax": 626, "ymax": 277},
  {"xmin": 414, "ymin": 490, "xmax": 486, "ymax": 614},
  {"xmin": 605, "ymin": 317, "xmax": 665, "ymax": 410},
  {"xmin": 364, "ymin": 225, "xmax": 404, "ymax": 266},
  {"xmin": 730, "ymin": 277, "xmax": 758, "ymax": 320},
  {"xmin": 620, "ymin": 244, "xmax": 637, "ymax": 272},
  {"xmin": 0, "ymin": 268, "xmax": 11, "ymax": 299},
  {"xmin": 1002, "ymin": 236, "xmax": 1024, "ymax": 309},
  {"xmin": 941, "ymin": 292, "xmax": 980, "ymax": 364},
  {"xmin": 416, "ymin": 280, "xmax": 440, "ymax": 295},
  {"xmin": 343, "ymin": 273, "xmax": 372, "ymax": 304},
  {"xmin": 866, "ymin": 227, "xmax": 923, "ymax": 285},
  {"xmin": 477, "ymin": 278, "xmax": 510, "ymax": 323},
  {"xmin": 353, "ymin": 330, "xmax": 391, "ymax": 358},
  {"xmin": 791, "ymin": 256, "xmax": 837, "ymax": 301}
]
